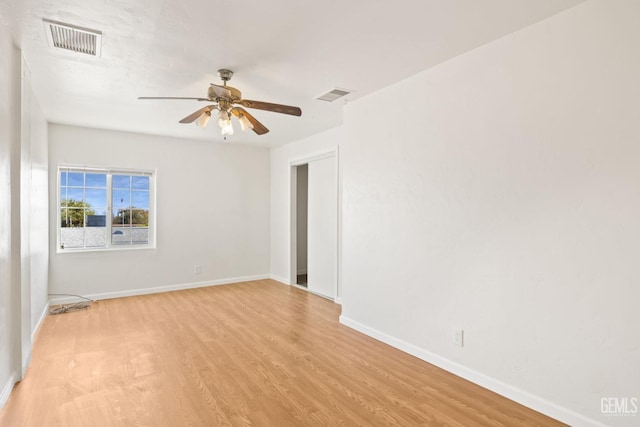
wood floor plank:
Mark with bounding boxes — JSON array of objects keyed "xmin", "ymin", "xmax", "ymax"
[{"xmin": 0, "ymin": 280, "xmax": 564, "ymax": 426}]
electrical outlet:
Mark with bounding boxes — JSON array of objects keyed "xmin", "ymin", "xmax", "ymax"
[
  {"xmin": 454, "ymin": 329, "xmax": 464, "ymax": 347},
  {"xmin": 194, "ymin": 265, "xmax": 201, "ymax": 274}
]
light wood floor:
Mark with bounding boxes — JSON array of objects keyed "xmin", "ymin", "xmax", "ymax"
[{"xmin": 0, "ymin": 280, "xmax": 564, "ymax": 426}]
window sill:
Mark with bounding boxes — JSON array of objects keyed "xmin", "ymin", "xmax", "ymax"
[{"xmin": 56, "ymin": 245, "xmax": 156, "ymax": 254}]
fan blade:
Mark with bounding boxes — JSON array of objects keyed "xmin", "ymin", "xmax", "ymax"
[
  {"xmin": 138, "ymin": 96, "xmax": 210, "ymax": 101},
  {"xmin": 209, "ymin": 84, "xmax": 232, "ymax": 98},
  {"xmin": 237, "ymin": 100, "xmax": 302, "ymax": 116},
  {"xmin": 179, "ymin": 105, "xmax": 217, "ymax": 123},
  {"xmin": 230, "ymin": 107, "xmax": 269, "ymax": 135}
]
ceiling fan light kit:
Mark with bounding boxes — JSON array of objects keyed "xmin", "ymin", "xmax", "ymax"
[
  {"xmin": 237, "ymin": 114, "xmax": 254, "ymax": 131},
  {"xmin": 138, "ymin": 69, "xmax": 301, "ymax": 140},
  {"xmin": 217, "ymin": 110, "xmax": 234, "ymax": 136},
  {"xmin": 195, "ymin": 110, "xmax": 212, "ymax": 128}
]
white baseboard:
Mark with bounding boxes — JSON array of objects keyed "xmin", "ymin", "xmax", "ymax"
[
  {"xmin": 269, "ymin": 274, "xmax": 290, "ymax": 285},
  {"xmin": 49, "ymin": 274, "xmax": 270, "ymax": 305},
  {"xmin": 339, "ymin": 316, "xmax": 605, "ymax": 427},
  {"xmin": 0, "ymin": 372, "xmax": 16, "ymax": 410},
  {"xmin": 32, "ymin": 302, "xmax": 49, "ymax": 342},
  {"xmin": 334, "ymin": 297, "xmax": 342, "ymax": 305}
]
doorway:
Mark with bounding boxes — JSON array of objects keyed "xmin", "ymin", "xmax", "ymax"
[
  {"xmin": 295, "ymin": 164, "xmax": 308, "ymax": 287},
  {"xmin": 291, "ymin": 150, "xmax": 338, "ymax": 300}
]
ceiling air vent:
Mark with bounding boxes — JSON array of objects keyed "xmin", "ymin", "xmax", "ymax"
[
  {"xmin": 43, "ymin": 19, "xmax": 102, "ymax": 57},
  {"xmin": 316, "ymin": 88, "xmax": 352, "ymax": 102}
]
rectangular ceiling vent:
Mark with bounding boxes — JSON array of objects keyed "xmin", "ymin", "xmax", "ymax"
[
  {"xmin": 316, "ymin": 88, "xmax": 352, "ymax": 102},
  {"xmin": 43, "ymin": 19, "xmax": 102, "ymax": 57}
]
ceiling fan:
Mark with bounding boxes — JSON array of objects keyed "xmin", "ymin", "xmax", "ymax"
[{"xmin": 138, "ymin": 69, "xmax": 302, "ymax": 138}]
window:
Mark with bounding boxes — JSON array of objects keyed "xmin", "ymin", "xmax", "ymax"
[{"xmin": 58, "ymin": 166, "xmax": 155, "ymax": 251}]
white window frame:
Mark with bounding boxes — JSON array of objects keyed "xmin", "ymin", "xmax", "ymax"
[{"xmin": 57, "ymin": 165, "xmax": 156, "ymax": 253}]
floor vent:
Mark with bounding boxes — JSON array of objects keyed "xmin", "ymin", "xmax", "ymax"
[
  {"xmin": 316, "ymin": 88, "xmax": 352, "ymax": 102},
  {"xmin": 43, "ymin": 19, "xmax": 102, "ymax": 57}
]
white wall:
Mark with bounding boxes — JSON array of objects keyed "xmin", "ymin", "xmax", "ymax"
[
  {"xmin": 270, "ymin": 126, "xmax": 343, "ymax": 285},
  {"xmin": 0, "ymin": 22, "xmax": 21, "ymax": 409},
  {"xmin": 25, "ymin": 66, "xmax": 48, "ymax": 339},
  {"xmin": 306, "ymin": 156, "xmax": 338, "ymax": 299},
  {"xmin": 340, "ymin": 1, "xmax": 639, "ymax": 425},
  {"xmin": 48, "ymin": 125, "xmax": 270, "ymax": 301},
  {"xmin": 19, "ymin": 56, "xmax": 49, "ymax": 375},
  {"xmin": 0, "ymin": 24, "xmax": 47, "ymax": 408}
]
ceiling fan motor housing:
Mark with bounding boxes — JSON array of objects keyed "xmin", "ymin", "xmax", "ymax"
[{"xmin": 208, "ymin": 85, "xmax": 241, "ymax": 101}]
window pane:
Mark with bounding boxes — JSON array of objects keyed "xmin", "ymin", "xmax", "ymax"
[
  {"xmin": 131, "ymin": 226, "xmax": 149, "ymax": 244},
  {"xmin": 86, "ymin": 213, "xmax": 107, "ymax": 227},
  {"xmin": 60, "ymin": 187, "xmax": 68, "ymax": 205},
  {"xmin": 60, "ymin": 208, "xmax": 69, "ymax": 227},
  {"xmin": 113, "ymin": 209, "xmax": 131, "ymax": 225},
  {"xmin": 66, "ymin": 188, "xmax": 84, "ymax": 202},
  {"xmin": 111, "ymin": 224, "xmax": 131, "ymax": 245},
  {"xmin": 60, "ymin": 227, "xmax": 84, "ymax": 249},
  {"xmin": 113, "ymin": 175, "xmax": 131, "ymax": 189},
  {"xmin": 84, "ymin": 225, "xmax": 107, "ymax": 248},
  {"xmin": 112, "ymin": 189, "xmax": 130, "ymax": 209},
  {"xmin": 86, "ymin": 173, "xmax": 107, "ymax": 188},
  {"xmin": 60, "ymin": 171, "xmax": 67, "ymax": 186},
  {"xmin": 132, "ymin": 191, "xmax": 149, "ymax": 209},
  {"xmin": 131, "ymin": 209, "xmax": 149, "ymax": 226},
  {"xmin": 132, "ymin": 176, "xmax": 149, "ymax": 190},
  {"xmin": 67, "ymin": 172, "xmax": 84, "ymax": 186},
  {"xmin": 86, "ymin": 188, "xmax": 107, "ymax": 208},
  {"xmin": 62, "ymin": 207, "xmax": 85, "ymax": 227}
]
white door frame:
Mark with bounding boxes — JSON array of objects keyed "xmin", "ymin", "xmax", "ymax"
[{"xmin": 289, "ymin": 147, "xmax": 340, "ymax": 302}]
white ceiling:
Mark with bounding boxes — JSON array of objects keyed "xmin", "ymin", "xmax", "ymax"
[{"xmin": 1, "ymin": 0, "xmax": 585, "ymax": 147}]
